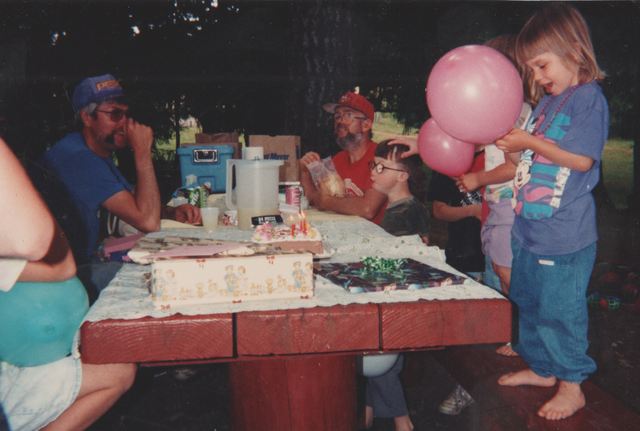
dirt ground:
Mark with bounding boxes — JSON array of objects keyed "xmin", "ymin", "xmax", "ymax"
[{"xmin": 86, "ymin": 204, "xmax": 640, "ymax": 431}]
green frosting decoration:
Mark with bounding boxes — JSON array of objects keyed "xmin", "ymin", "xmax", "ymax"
[{"xmin": 361, "ymin": 257, "xmax": 407, "ymax": 273}]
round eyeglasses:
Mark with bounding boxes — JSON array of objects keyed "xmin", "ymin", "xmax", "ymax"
[
  {"xmin": 95, "ymin": 108, "xmax": 130, "ymax": 122},
  {"xmin": 333, "ymin": 111, "xmax": 368, "ymax": 125},
  {"xmin": 368, "ymin": 161, "xmax": 405, "ymax": 174}
]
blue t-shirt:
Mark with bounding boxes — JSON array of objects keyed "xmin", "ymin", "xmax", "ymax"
[
  {"xmin": 29, "ymin": 132, "xmax": 133, "ymax": 264},
  {"xmin": 512, "ymin": 82, "xmax": 609, "ymax": 255}
]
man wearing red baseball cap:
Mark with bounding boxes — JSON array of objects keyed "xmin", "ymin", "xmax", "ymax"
[{"xmin": 300, "ymin": 92, "xmax": 387, "ymax": 224}]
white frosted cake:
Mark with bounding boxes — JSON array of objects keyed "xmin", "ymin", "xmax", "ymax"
[{"xmin": 252, "ymin": 222, "xmax": 324, "ymax": 255}]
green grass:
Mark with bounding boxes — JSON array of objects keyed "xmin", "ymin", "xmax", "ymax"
[
  {"xmin": 602, "ymin": 139, "xmax": 633, "ymax": 210},
  {"xmin": 372, "ymin": 112, "xmax": 419, "ymax": 144},
  {"xmin": 157, "ymin": 115, "xmax": 634, "ymax": 210},
  {"xmin": 155, "ymin": 128, "xmax": 201, "ymax": 152}
]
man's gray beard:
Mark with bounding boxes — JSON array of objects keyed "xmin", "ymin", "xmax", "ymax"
[{"xmin": 336, "ymin": 132, "xmax": 363, "ymax": 152}]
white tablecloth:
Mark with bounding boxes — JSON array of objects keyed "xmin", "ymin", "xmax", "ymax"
[{"xmin": 84, "ymin": 221, "xmax": 504, "ymax": 322}]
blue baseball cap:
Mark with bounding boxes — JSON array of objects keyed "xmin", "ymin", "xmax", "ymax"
[{"xmin": 72, "ymin": 74, "xmax": 127, "ymax": 112}]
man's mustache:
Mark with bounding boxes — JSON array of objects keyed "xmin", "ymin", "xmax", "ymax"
[{"xmin": 105, "ymin": 129, "xmax": 125, "ymax": 145}]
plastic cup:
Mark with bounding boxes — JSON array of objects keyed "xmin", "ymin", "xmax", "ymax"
[
  {"xmin": 242, "ymin": 146, "xmax": 263, "ymax": 160},
  {"xmin": 201, "ymin": 207, "xmax": 219, "ymax": 233}
]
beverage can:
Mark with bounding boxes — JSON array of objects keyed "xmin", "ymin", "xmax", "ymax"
[
  {"xmin": 198, "ymin": 186, "xmax": 208, "ymax": 208},
  {"xmin": 285, "ymin": 186, "xmax": 301, "ymax": 209},
  {"xmin": 182, "ymin": 186, "xmax": 209, "ymax": 208}
]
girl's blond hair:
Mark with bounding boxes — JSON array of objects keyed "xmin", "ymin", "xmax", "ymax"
[
  {"xmin": 516, "ymin": 3, "xmax": 605, "ymax": 84},
  {"xmin": 484, "ymin": 34, "xmax": 544, "ymax": 107}
]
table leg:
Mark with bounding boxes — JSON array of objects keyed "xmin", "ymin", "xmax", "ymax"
[{"xmin": 229, "ymin": 355, "xmax": 357, "ymax": 431}]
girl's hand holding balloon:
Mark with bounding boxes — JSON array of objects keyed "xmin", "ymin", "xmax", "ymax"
[
  {"xmin": 455, "ymin": 172, "xmax": 481, "ymax": 193},
  {"xmin": 495, "ymin": 128, "xmax": 533, "ymax": 153}
]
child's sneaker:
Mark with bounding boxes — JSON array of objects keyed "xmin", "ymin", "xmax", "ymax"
[{"xmin": 438, "ymin": 384, "xmax": 474, "ymax": 415}]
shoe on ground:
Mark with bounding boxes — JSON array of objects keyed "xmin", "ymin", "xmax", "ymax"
[
  {"xmin": 173, "ymin": 367, "xmax": 198, "ymax": 381},
  {"xmin": 438, "ymin": 384, "xmax": 474, "ymax": 415}
]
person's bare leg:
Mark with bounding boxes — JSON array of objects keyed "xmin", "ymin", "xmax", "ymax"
[
  {"xmin": 364, "ymin": 405, "xmax": 373, "ymax": 429},
  {"xmin": 42, "ymin": 363, "xmax": 137, "ymax": 431},
  {"xmin": 394, "ymin": 414, "xmax": 414, "ymax": 431},
  {"xmin": 498, "ymin": 368, "xmax": 556, "ymax": 387},
  {"xmin": 538, "ymin": 380, "xmax": 585, "ymax": 420},
  {"xmin": 493, "ymin": 262, "xmax": 519, "ymax": 356},
  {"xmin": 493, "ymin": 262, "xmax": 511, "ymax": 297}
]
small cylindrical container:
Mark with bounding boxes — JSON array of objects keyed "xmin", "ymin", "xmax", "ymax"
[
  {"xmin": 285, "ymin": 186, "xmax": 301, "ymax": 209},
  {"xmin": 201, "ymin": 207, "xmax": 220, "ymax": 233}
]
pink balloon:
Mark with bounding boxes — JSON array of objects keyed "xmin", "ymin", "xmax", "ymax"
[
  {"xmin": 417, "ymin": 118, "xmax": 475, "ymax": 177},
  {"xmin": 426, "ymin": 45, "xmax": 524, "ymax": 144}
]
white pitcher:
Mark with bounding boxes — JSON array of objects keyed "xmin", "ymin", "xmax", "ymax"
[{"xmin": 226, "ymin": 159, "xmax": 283, "ymax": 231}]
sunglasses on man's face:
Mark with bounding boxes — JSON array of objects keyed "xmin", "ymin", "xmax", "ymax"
[{"xmin": 95, "ymin": 108, "xmax": 130, "ymax": 122}]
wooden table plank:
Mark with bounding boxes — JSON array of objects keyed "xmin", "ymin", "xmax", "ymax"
[
  {"xmin": 236, "ymin": 303, "xmax": 379, "ymax": 356},
  {"xmin": 81, "ymin": 298, "xmax": 511, "ymax": 364},
  {"xmin": 380, "ymin": 298, "xmax": 511, "ymax": 349},
  {"xmin": 80, "ymin": 313, "xmax": 233, "ymax": 364}
]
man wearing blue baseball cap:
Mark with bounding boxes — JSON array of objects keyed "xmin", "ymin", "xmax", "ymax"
[{"xmin": 29, "ymin": 74, "xmax": 200, "ymax": 299}]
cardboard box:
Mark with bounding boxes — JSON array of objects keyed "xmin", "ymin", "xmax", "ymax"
[
  {"xmin": 192, "ymin": 132, "xmax": 241, "ymax": 159},
  {"xmin": 248, "ymin": 135, "xmax": 301, "ymax": 183},
  {"xmin": 150, "ymin": 248, "xmax": 314, "ymax": 309}
]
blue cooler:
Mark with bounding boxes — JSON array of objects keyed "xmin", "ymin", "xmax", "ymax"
[{"xmin": 177, "ymin": 145, "xmax": 234, "ymax": 192}]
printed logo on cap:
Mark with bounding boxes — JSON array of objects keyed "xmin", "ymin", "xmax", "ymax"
[{"xmin": 96, "ymin": 80, "xmax": 121, "ymax": 92}]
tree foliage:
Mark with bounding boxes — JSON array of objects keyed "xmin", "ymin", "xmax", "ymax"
[{"xmin": 0, "ymin": 0, "xmax": 638, "ymax": 170}]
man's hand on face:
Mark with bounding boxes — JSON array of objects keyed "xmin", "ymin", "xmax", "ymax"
[{"xmin": 125, "ymin": 118, "xmax": 154, "ymax": 156}]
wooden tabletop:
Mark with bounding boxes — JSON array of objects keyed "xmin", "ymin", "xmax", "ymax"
[
  {"xmin": 80, "ymin": 297, "xmax": 510, "ymax": 365},
  {"xmin": 81, "ymin": 219, "xmax": 511, "ymax": 365}
]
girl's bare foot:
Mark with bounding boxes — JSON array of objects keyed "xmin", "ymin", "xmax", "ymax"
[
  {"xmin": 498, "ymin": 368, "xmax": 556, "ymax": 387},
  {"xmin": 538, "ymin": 381, "xmax": 585, "ymax": 420},
  {"xmin": 496, "ymin": 343, "xmax": 519, "ymax": 357},
  {"xmin": 394, "ymin": 414, "xmax": 414, "ymax": 431}
]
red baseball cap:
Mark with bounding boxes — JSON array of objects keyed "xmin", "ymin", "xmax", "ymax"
[{"xmin": 323, "ymin": 92, "xmax": 374, "ymax": 121}]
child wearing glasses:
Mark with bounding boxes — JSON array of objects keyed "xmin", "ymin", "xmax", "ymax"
[
  {"xmin": 370, "ymin": 140, "xmax": 430, "ymax": 245},
  {"xmin": 360, "ymin": 140, "xmax": 429, "ymax": 431}
]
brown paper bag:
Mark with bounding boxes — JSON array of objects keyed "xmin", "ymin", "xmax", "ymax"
[
  {"xmin": 248, "ymin": 135, "xmax": 301, "ymax": 183},
  {"xmin": 191, "ymin": 133, "xmax": 241, "ymax": 159}
]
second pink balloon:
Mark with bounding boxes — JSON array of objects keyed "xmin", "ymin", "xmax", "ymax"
[{"xmin": 417, "ymin": 118, "xmax": 475, "ymax": 177}]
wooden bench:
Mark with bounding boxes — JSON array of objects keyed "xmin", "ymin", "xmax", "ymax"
[{"xmin": 432, "ymin": 344, "xmax": 640, "ymax": 431}]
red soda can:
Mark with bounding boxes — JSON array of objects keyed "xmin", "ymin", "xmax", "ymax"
[{"xmin": 285, "ymin": 186, "xmax": 301, "ymax": 209}]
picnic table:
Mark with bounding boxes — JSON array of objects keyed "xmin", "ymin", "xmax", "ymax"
[{"xmin": 80, "ymin": 211, "xmax": 510, "ymax": 431}]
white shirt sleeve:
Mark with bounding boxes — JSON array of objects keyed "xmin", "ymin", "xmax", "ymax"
[{"xmin": 0, "ymin": 257, "xmax": 27, "ymax": 292}]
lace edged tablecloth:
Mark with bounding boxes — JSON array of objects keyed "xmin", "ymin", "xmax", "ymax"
[{"xmin": 84, "ymin": 221, "xmax": 504, "ymax": 322}]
